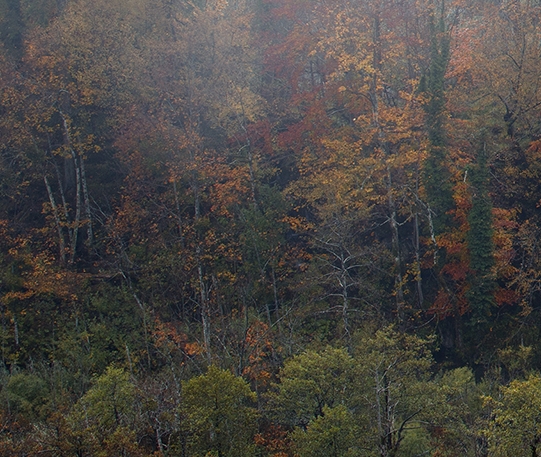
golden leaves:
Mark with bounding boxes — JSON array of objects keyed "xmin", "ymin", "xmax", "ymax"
[{"xmin": 1, "ymin": 248, "xmax": 81, "ymax": 305}]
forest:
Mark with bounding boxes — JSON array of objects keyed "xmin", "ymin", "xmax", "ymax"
[{"xmin": 1, "ymin": 0, "xmax": 541, "ymax": 455}]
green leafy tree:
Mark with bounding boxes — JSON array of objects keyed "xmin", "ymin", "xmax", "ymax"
[
  {"xmin": 78, "ymin": 365, "xmax": 135, "ymax": 431},
  {"xmin": 426, "ymin": 367, "xmax": 486, "ymax": 457},
  {"xmin": 268, "ymin": 347, "xmax": 357, "ymax": 428},
  {"xmin": 0, "ymin": 371, "xmax": 48, "ymax": 421},
  {"xmin": 68, "ymin": 365, "xmax": 139, "ymax": 456},
  {"xmin": 270, "ymin": 332, "xmax": 436, "ymax": 457},
  {"xmin": 181, "ymin": 366, "xmax": 258, "ymax": 457},
  {"xmin": 354, "ymin": 326, "xmax": 435, "ymax": 457},
  {"xmin": 484, "ymin": 374, "xmax": 541, "ymax": 457},
  {"xmin": 291, "ymin": 405, "xmax": 361, "ymax": 457}
]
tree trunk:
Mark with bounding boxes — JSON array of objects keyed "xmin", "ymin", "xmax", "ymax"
[
  {"xmin": 69, "ymin": 150, "xmax": 82, "ymax": 264},
  {"xmin": 80, "ymin": 156, "xmax": 93, "ymax": 247},
  {"xmin": 44, "ymin": 175, "xmax": 67, "ymax": 265},
  {"xmin": 59, "ymin": 111, "xmax": 82, "ymax": 264},
  {"xmin": 54, "ymin": 160, "xmax": 73, "ymax": 249}
]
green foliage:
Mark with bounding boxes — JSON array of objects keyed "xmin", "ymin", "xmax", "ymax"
[
  {"xmin": 427, "ymin": 367, "xmax": 485, "ymax": 456},
  {"xmin": 484, "ymin": 374, "xmax": 541, "ymax": 457},
  {"xmin": 181, "ymin": 365, "xmax": 258, "ymax": 457},
  {"xmin": 466, "ymin": 143, "xmax": 495, "ymax": 322},
  {"xmin": 354, "ymin": 326, "xmax": 436, "ymax": 457},
  {"xmin": 74, "ymin": 365, "xmax": 135, "ymax": 431},
  {"xmin": 291, "ymin": 405, "xmax": 362, "ymax": 457},
  {"xmin": 1, "ymin": 371, "xmax": 48, "ymax": 420},
  {"xmin": 422, "ymin": 13, "xmax": 454, "ymax": 235},
  {"xmin": 63, "ymin": 366, "xmax": 138, "ymax": 456},
  {"xmin": 270, "ymin": 332, "xmax": 437, "ymax": 457},
  {"xmin": 399, "ymin": 426, "xmax": 432, "ymax": 457},
  {"xmin": 268, "ymin": 347, "xmax": 357, "ymax": 428}
]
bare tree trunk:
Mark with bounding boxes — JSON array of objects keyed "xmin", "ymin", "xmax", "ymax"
[
  {"xmin": 198, "ymin": 254, "xmax": 212, "ymax": 364},
  {"xmin": 44, "ymin": 175, "xmax": 67, "ymax": 265},
  {"xmin": 339, "ymin": 257, "xmax": 351, "ymax": 346},
  {"xmin": 59, "ymin": 111, "xmax": 82, "ymax": 264},
  {"xmin": 13, "ymin": 315, "xmax": 19, "ymax": 348},
  {"xmin": 54, "ymin": 161, "xmax": 73, "ymax": 248},
  {"xmin": 414, "ymin": 212, "xmax": 424, "ymax": 308},
  {"xmin": 125, "ymin": 276, "xmax": 152, "ymax": 370},
  {"xmin": 70, "ymin": 150, "xmax": 82, "ymax": 264},
  {"xmin": 387, "ymin": 165, "xmax": 405, "ymax": 323},
  {"xmin": 414, "ymin": 153, "xmax": 424, "ymax": 309},
  {"xmin": 245, "ymin": 139, "xmax": 259, "ymax": 210},
  {"xmin": 80, "ymin": 156, "xmax": 93, "ymax": 246}
]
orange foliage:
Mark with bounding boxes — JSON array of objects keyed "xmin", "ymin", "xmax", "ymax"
[
  {"xmin": 242, "ymin": 320, "xmax": 275, "ymax": 386},
  {"xmin": 254, "ymin": 424, "xmax": 292, "ymax": 457},
  {"xmin": 152, "ymin": 318, "xmax": 203, "ymax": 361}
]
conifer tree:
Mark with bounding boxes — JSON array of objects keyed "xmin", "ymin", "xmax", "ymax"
[
  {"xmin": 466, "ymin": 142, "xmax": 495, "ymax": 322},
  {"xmin": 422, "ymin": 13, "xmax": 454, "ymax": 235}
]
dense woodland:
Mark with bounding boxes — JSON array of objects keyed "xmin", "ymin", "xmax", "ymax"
[{"xmin": 1, "ymin": 0, "xmax": 541, "ymax": 455}]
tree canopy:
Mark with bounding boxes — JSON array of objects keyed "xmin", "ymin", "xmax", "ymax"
[{"xmin": 1, "ymin": 0, "xmax": 541, "ymax": 454}]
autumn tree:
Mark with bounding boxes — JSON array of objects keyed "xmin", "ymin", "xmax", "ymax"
[{"xmin": 265, "ymin": 0, "xmax": 436, "ymax": 332}]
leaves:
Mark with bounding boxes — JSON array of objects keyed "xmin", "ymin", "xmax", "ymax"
[
  {"xmin": 181, "ymin": 366, "xmax": 258, "ymax": 457},
  {"xmin": 484, "ymin": 375, "xmax": 541, "ymax": 457}
]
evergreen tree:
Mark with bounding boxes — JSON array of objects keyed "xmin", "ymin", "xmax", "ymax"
[
  {"xmin": 422, "ymin": 13, "xmax": 454, "ymax": 235},
  {"xmin": 466, "ymin": 143, "xmax": 495, "ymax": 323}
]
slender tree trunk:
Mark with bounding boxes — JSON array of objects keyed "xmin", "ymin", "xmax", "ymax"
[
  {"xmin": 414, "ymin": 153, "xmax": 424, "ymax": 309},
  {"xmin": 80, "ymin": 156, "xmax": 93, "ymax": 247},
  {"xmin": 414, "ymin": 212, "xmax": 424, "ymax": 308},
  {"xmin": 198, "ymin": 252, "xmax": 212, "ymax": 364},
  {"xmin": 387, "ymin": 166, "xmax": 405, "ymax": 323},
  {"xmin": 13, "ymin": 315, "xmax": 18, "ymax": 348},
  {"xmin": 339, "ymin": 255, "xmax": 351, "ymax": 346},
  {"xmin": 131, "ymin": 289, "xmax": 152, "ymax": 369},
  {"xmin": 246, "ymin": 140, "xmax": 259, "ymax": 210},
  {"xmin": 44, "ymin": 175, "xmax": 67, "ymax": 265},
  {"xmin": 271, "ymin": 267, "xmax": 279, "ymax": 315},
  {"xmin": 156, "ymin": 428, "xmax": 164, "ymax": 455},
  {"xmin": 69, "ymin": 150, "xmax": 82, "ymax": 264},
  {"xmin": 59, "ymin": 111, "xmax": 82, "ymax": 264},
  {"xmin": 54, "ymin": 161, "xmax": 73, "ymax": 248}
]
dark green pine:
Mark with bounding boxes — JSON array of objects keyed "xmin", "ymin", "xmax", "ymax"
[
  {"xmin": 466, "ymin": 143, "xmax": 495, "ymax": 322},
  {"xmin": 422, "ymin": 14, "xmax": 454, "ymax": 236}
]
